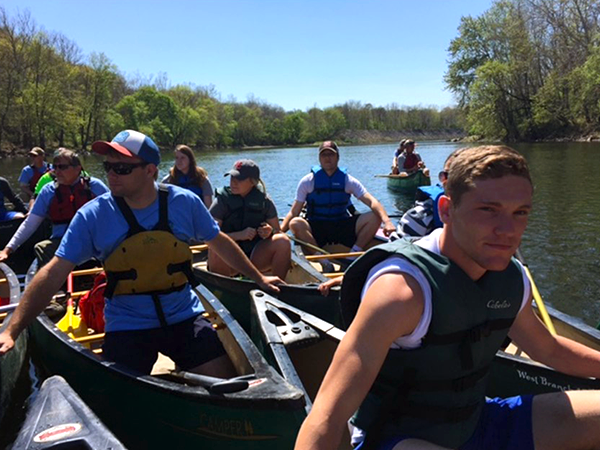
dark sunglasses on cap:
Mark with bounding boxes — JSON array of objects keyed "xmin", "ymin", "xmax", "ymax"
[{"xmin": 103, "ymin": 161, "xmax": 147, "ymax": 175}]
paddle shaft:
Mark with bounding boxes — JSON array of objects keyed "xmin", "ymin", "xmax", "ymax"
[
  {"xmin": 287, "ymin": 234, "xmax": 330, "ymax": 255},
  {"xmin": 515, "ymin": 248, "xmax": 556, "ymax": 335}
]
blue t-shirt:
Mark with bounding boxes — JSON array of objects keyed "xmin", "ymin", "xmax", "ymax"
[
  {"xmin": 32, "ymin": 177, "xmax": 109, "ymax": 239},
  {"xmin": 55, "ymin": 184, "xmax": 220, "ymax": 332},
  {"xmin": 18, "ymin": 163, "xmax": 50, "ymax": 185}
]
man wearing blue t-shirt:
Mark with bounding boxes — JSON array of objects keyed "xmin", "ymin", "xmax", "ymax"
[
  {"xmin": 0, "ymin": 130, "xmax": 282, "ymax": 377},
  {"xmin": 18, "ymin": 147, "xmax": 51, "ymax": 202},
  {"xmin": 0, "ymin": 148, "xmax": 108, "ymax": 266}
]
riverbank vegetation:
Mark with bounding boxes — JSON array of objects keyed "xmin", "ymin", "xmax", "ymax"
[
  {"xmin": 0, "ymin": 8, "xmax": 464, "ymax": 155},
  {"xmin": 446, "ymin": 0, "xmax": 600, "ymax": 142}
]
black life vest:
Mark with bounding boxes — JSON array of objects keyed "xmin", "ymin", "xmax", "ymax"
[{"xmin": 216, "ymin": 185, "xmax": 268, "ymax": 254}]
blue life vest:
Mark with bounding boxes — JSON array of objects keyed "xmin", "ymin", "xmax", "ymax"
[
  {"xmin": 416, "ymin": 185, "xmax": 445, "ymax": 229},
  {"xmin": 306, "ymin": 166, "xmax": 352, "ymax": 221},
  {"xmin": 171, "ymin": 173, "xmax": 203, "ymax": 198}
]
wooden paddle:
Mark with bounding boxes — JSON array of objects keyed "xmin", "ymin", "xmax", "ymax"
[
  {"xmin": 515, "ymin": 248, "xmax": 556, "ymax": 335},
  {"xmin": 57, "ymin": 273, "xmax": 88, "ymax": 339}
]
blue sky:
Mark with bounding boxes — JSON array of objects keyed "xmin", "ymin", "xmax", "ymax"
[{"xmin": 2, "ymin": 0, "xmax": 493, "ymax": 111}]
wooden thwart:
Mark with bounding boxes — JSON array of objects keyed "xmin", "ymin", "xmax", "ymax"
[{"xmin": 305, "ymin": 252, "xmax": 363, "ymax": 261}]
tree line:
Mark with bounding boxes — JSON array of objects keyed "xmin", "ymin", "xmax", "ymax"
[
  {"xmin": 446, "ymin": 0, "xmax": 600, "ymax": 141},
  {"xmin": 0, "ymin": 8, "xmax": 464, "ymax": 154}
]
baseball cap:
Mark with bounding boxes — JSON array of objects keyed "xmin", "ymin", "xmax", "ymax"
[
  {"xmin": 28, "ymin": 147, "xmax": 45, "ymax": 157},
  {"xmin": 224, "ymin": 160, "xmax": 260, "ymax": 180},
  {"xmin": 91, "ymin": 130, "xmax": 160, "ymax": 166},
  {"xmin": 318, "ymin": 140, "xmax": 339, "ymax": 154}
]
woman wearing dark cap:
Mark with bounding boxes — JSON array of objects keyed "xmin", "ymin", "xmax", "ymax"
[
  {"xmin": 208, "ymin": 159, "xmax": 291, "ymax": 279},
  {"xmin": 162, "ymin": 144, "xmax": 213, "ymax": 208}
]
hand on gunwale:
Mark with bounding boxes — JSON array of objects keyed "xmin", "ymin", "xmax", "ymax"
[{"xmin": 258, "ymin": 275, "xmax": 284, "ymax": 294}]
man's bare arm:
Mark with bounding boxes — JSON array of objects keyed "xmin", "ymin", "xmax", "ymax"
[
  {"xmin": 206, "ymin": 232, "xmax": 282, "ymax": 293},
  {"xmin": 280, "ymin": 201, "xmax": 304, "ymax": 233},
  {"xmin": 358, "ymin": 193, "xmax": 396, "ymax": 236},
  {"xmin": 0, "ymin": 256, "xmax": 74, "ymax": 354},
  {"xmin": 295, "ymin": 272, "xmax": 424, "ymax": 449},
  {"xmin": 510, "ymin": 297, "xmax": 600, "ymax": 379}
]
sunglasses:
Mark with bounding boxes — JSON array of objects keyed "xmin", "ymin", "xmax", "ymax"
[
  {"xmin": 103, "ymin": 161, "xmax": 147, "ymax": 175},
  {"xmin": 438, "ymin": 171, "xmax": 449, "ymax": 182},
  {"xmin": 54, "ymin": 163, "xmax": 75, "ymax": 170}
]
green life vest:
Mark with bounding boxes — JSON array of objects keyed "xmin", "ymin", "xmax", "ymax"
[
  {"xmin": 341, "ymin": 238, "xmax": 524, "ymax": 449},
  {"xmin": 215, "ymin": 186, "xmax": 268, "ymax": 254}
]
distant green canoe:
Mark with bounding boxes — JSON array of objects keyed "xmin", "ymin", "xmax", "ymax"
[{"xmin": 378, "ymin": 170, "xmax": 431, "ymax": 192}]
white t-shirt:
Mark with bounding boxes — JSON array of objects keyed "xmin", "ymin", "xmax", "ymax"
[{"xmin": 294, "ymin": 171, "xmax": 367, "ymax": 203}]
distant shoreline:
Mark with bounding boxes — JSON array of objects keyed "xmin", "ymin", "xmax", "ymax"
[{"xmin": 4, "ymin": 129, "xmax": 600, "ymax": 158}]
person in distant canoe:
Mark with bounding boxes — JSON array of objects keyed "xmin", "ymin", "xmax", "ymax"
[
  {"xmin": 397, "ymin": 148, "xmax": 465, "ymax": 237},
  {"xmin": 281, "ymin": 140, "xmax": 396, "ymax": 257},
  {"xmin": 209, "ymin": 159, "xmax": 291, "ymax": 279},
  {"xmin": 0, "ymin": 149, "xmax": 109, "ymax": 266},
  {"xmin": 296, "ymin": 145, "xmax": 600, "ymax": 450},
  {"xmin": 391, "ymin": 139, "xmax": 425, "ymax": 175},
  {"xmin": 0, "ymin": 130, "xmax": 282, "ymax": 376},
  {"xmin": 161, "ymin": 144, "xmax": 213, "ymax": 208},
  {"xmin": 18, "ymin": 147, "xmax": 52, "ymax": 203},
  {"xmin": 0, "ymin": 177, "xmax": 28, "ymax": 222}
]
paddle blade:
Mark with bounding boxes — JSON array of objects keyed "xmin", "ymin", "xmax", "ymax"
[{"xmin": 57, "ymin": 298, "xmax": 88, "ymax": 339}]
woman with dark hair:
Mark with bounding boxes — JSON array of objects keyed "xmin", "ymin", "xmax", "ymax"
[{"xmin": 162, "ymin": 145, "xmax": 213, "ymax": 208}]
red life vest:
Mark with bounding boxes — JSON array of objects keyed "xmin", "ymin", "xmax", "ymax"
[
  {"xmin": 403, "ymin": 153, "xmax": 419, "ymax": 170},
  {"xmin": 78, "ymin": 271, "xmax": 106, "ymax": 332},
  {"xmin": 28, "ymin": 164, "xmax": 51, "ymax": 191},
  {"xmin": 48, "ymin": 177, "xmax": 95, "ymax": 224}
]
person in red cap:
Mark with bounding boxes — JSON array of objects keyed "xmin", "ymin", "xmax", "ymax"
[
  {"xmin": 209, "ymin": 159, "xmax": 291, "ymax": 279},
  {"xmin": 281, "ymin": 140, "xmax": 396, "ymax": 259},
  {"xmin": 0, "ymin": 130, "xmax": 283, "ymax": 377}
]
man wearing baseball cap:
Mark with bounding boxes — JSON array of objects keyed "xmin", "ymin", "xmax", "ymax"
[
  {"xmin": 281, "ymin": 140, "xmax": 396, "ymax": 259},
  {"xmin": 0, "ymin": 129, "xmax": 282, "ymax": 377},
  {"xmin": 18, "ymin": 146, "xmax": 51, "ymax": 202}
]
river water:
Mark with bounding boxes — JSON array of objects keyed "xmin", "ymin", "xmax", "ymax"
[{"xmin": 0, "ymin": 140, "xmax": 599, "ymax": 446}]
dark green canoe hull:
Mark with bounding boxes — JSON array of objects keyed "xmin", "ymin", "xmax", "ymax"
[
  {"xmin": 29, "ymin": 285, "xmax": 306, "ymax": 450},
  {"xmin": 488, "ymin": 304, "xmax": 600, "ymax": 397},
  {"xmin": 193, "ymin": 253, "xmax": 343, "ymax": 332},
  {"xmin": 386, "ymin": 171, "xmax": 431, "ymax": 192},
  {"xmin": 250, "ymin": 292, "xmax": 600, "ymax": 417},
  {"xmin": 0, "ymin": 263, "xmax": 27, "ymax": 426}
]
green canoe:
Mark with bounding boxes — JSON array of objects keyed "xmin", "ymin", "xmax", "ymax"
[
  {"xmin": 249, "ymin": 291, "xmax": 600, "ymax": 431},
  {"xmin": 380, "ymin": 170, "xmax": 431, "ymax": 193},
  {"xmin": 28, "ymin": 281, "xmax": 307, "ymax": 450},
  {"xmin": 193, "ymin": 249, "xmax": 344, "ymax": 332},
  {"xmin": 0, "ymin": 262, "xmax": 27, "ymax": 427}
]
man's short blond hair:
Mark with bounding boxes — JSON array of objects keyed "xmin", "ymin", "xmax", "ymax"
[{"xmin": 445, "ymin": 145, "xmax": 532, "ymax": 206}]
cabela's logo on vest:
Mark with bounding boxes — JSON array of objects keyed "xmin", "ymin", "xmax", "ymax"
[
  {"xmin": 487, "ymin": 299, "xmax": 511, "ymax": 309},
  {"xmin": 142, "ymin": 236, "xmax": 159, "ymax": 245}
]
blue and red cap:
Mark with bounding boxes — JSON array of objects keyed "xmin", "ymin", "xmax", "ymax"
[{"xmin": 92, "ymin": 130, "xmax": 160, "ymax": 166}]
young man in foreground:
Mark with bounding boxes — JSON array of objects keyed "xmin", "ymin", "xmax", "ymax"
[
  {"xmin": 295, "ymin": 145, "xmax": 600, "ymax": 450},
  {"xmin": 0, "ymin": 130, "xmax": 282, "ymax": 377}
]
